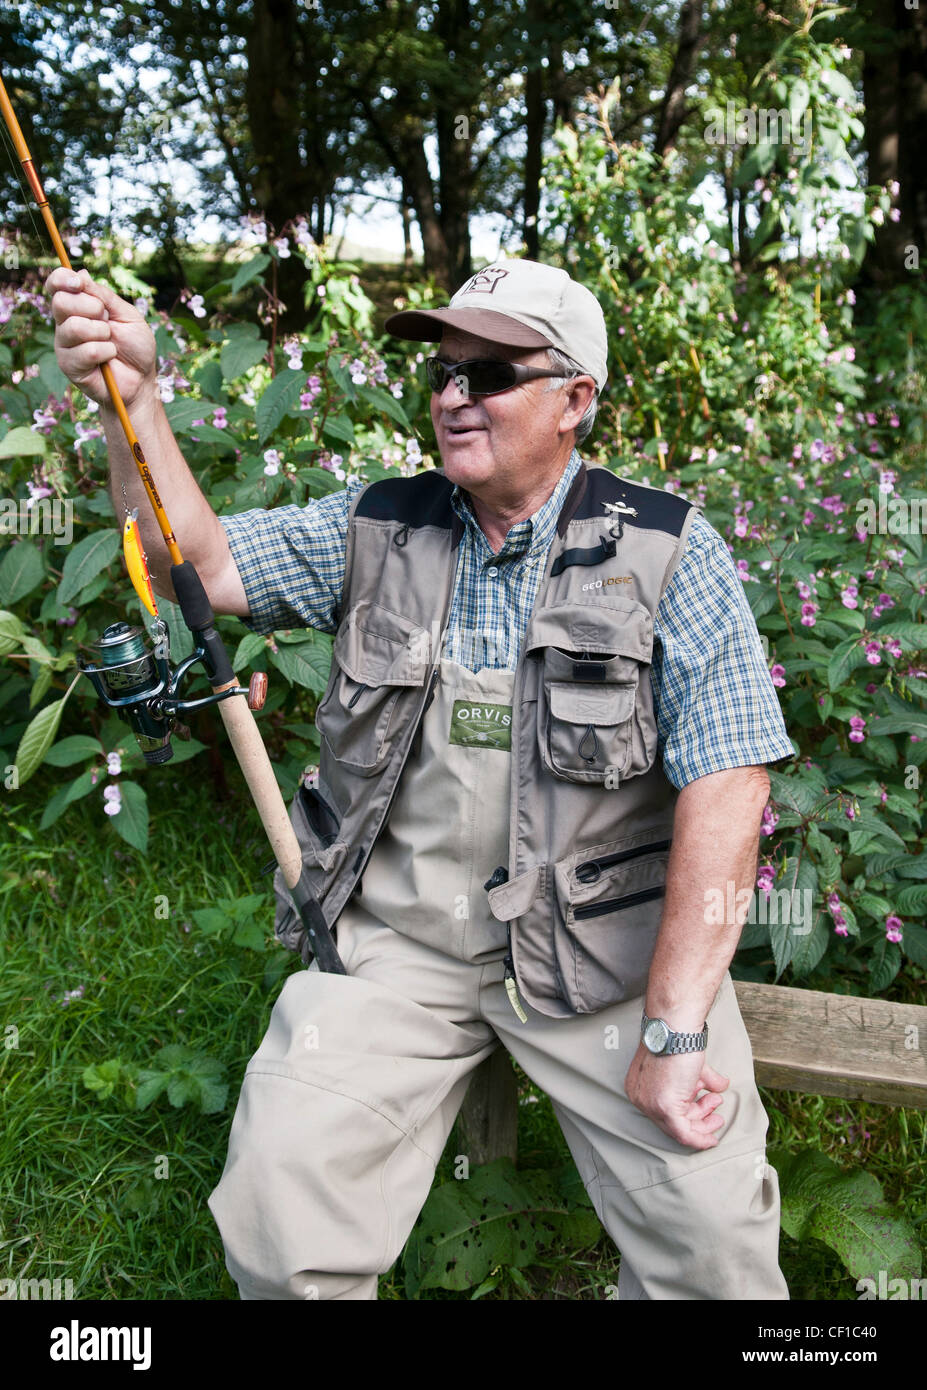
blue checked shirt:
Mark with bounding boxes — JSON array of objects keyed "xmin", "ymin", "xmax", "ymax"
[{"xmin": 219, "ymin": 449, "xmax": 794, "ymax": 789}]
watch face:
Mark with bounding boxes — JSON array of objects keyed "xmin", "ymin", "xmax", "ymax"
[{"xmin": 643, "ymin": 1019, "xmax": 670, "ymax": 1053}]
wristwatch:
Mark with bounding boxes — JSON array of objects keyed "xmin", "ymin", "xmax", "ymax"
[{"xmin": 641, "ymin": 1012, "xmax": 708, "ymax": 1055}]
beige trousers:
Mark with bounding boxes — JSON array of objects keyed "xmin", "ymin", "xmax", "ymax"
[{"xmin": 208, "ymin": 658, "xmax": 788, "ymax": 1300}]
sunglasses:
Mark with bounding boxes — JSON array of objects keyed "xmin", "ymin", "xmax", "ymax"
[{"xmin": 425, "ymin": 355, "xmax": 574, "ymax": 397}]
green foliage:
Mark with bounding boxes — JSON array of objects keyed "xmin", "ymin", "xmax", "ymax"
[
  {"xmin": 402, "ymin": 1157, "xmax": 601, "ymax": 1298},
  {"xmin": 192, "ymin": 893, "xmax": 271, "ymax": 953},
  {"xmin": 135, "ymin": 1045, "xmax": 228, "ymax": 1115},
  {"xmin": 542, "ymin": 80, "xmax": 927, "ymax": 997},
  {"xmin": 0, "ymin": 237, "xmax": 418, "ymax": 842},
  {"xmin": 772, "ymin": 1146, "xmax": 922, "ymax": 1283}
]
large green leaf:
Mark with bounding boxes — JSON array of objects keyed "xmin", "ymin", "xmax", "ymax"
[
  {"xmin": 0, "ymin": 609, "xmax": 25, "ymax": 656},
  {"xmin": 772, "ymin": 1147, "xmax": 920, "ymax": 1282},
  {"xmin": 402, "ymin": 1158, "xmax": 600, "ymax": 1297},
  {"xmin": 256, "ymin": 369, "xmax": 305, "ymax": 444},
  {"xmin": 0, "ymin": 540, "xmax": 44, "ymax": 604},
  {"xmin": 221, "ymin": 334, "xmax": 267, "ymax": 382},
  {"xmin": 229, "ymin": 253, "xmax": 271, "ymax": 295},
  {"xmin": 827, "ymin": 635, "xmax": 867, "ymax": 692},
  {"xmin": 355, "ymin": 382, "xmax": 412, "ymax": 430},
  {"xmin": 163, "ymin": 398, "xmax": 223, "ymax": 434},
  {"xmin": 895, "ymin": 884, "xmax": 927, "ymax": 916},
  {"xmin": 13, "ymin": 690, "xmax": 75, "ymax": 785},
  {"xmin": 44, "ymin": 734, "xmax": 104, "ymax": 766},
  {"xmin": 0, "ymin": 425, "xmax": 47, "ymax": 458},
  {"xmin": 269, "ymin": 636, "xmax": 332, "ymax": 695},
  {"xmin": 57, "ymin": 529, "xmax": 121, "ymax": 605},
  {"xmin": 108, "ymin": 779, "xmax": 148, "ymax": 853},
  {"xmin": 900, "ymin": 923, "xmax": 927, "ymax": 970}
]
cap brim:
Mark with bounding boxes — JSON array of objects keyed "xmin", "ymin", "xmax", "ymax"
[{"xmin": 383, "ymin": 306, "xmax": 552, "ymax": 349}]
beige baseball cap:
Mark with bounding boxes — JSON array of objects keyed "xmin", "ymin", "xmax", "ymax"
[{"xmin": 384, "ymin": 257, "xmax": 608, "ymax": 392}]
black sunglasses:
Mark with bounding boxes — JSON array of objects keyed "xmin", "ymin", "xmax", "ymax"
[{"xmin": 425, "ymin": 355, "xmax": 573, "ymax": 397}]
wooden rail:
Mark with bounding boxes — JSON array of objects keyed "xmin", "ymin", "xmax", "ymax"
[{"xmin": 457, "ymin": 982, "xmax": 927, "ymax": 1166}]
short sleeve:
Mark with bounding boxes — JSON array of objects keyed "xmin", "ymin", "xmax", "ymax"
[
  {"xmin": 650, "ymin": 510, "xmax": 795, "ymax": 789},
  {"xmin": 218, "ymin": 479, "xmax": 365, "ymax": 636}
]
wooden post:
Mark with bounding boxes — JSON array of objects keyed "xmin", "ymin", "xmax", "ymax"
[{"xmin": 457, "ymin": 1049, "xmax": 519, "ymax": 1166}]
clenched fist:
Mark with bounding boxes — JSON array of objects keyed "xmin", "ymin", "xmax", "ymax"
[{"xmin": 47, "ymin": 266, "xmax": 157, "ymax": 412}]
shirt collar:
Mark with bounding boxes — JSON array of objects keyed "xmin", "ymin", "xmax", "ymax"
[{"xmin": 448, "ymin": 448, "xmax": 583, "ymax": 561}]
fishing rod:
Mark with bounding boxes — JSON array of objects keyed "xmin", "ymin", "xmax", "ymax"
[{"xmin": 0, "ymin": 71, "xmax": 345, "ymax": 974}]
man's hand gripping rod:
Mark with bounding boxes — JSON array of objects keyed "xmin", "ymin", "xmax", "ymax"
[{"xmin": 0, "ymin": 72, "xmax": 345, "ymax": 974}]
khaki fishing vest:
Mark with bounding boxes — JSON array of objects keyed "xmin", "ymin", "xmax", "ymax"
[{"xmin": 272, "ymin": 459, "xmax": 698, "ymax": 1019}]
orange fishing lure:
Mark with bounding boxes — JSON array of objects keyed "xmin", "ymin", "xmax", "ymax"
[{"xmin": 122, "ymin": 508, "xmax": 159, "ymax": 617}]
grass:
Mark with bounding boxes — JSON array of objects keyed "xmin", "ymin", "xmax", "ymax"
[{"xmin": 1, "ymin": 762, "xmax": 924, "ymax": 1301}]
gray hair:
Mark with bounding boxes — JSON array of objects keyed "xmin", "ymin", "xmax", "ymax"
[{"xmin": 544, "ymin": 347, "xmax": 598, "ymax": 444}]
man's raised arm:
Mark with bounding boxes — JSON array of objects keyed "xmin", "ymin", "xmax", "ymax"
[{"xmin": 48, "ymin": 265, "xmax": 248, "ymax": 618}]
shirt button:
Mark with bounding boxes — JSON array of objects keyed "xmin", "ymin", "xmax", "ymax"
[{"xmin": 486, "ymin": 566, "xmax": 499, "ymax": 577}]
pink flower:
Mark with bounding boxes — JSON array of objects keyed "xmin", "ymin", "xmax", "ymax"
[
  {"xmin": 800, "ymin": 602, "xmax": 817, "ymax": 627},
  {"xmin": 886, "ymin": 639, "xmax": 902, "ymax": 659},
  {"xmin": 865, "ymin": 411, "xmax": 878, "ymax": 426},
  {"xmin": 760, "ymin": 805, "xmax": 779, "ymax": 837},
  {"xmin": 889, "ymin": 414, "xmax": 900, "ymax": 428},
  {"xmin": 841, "ymin": 585, "xmax": 859, "ymax": 609},
  {"xmin": 885, "ymin": 915, "xmax": 903, "ymax": 944},
  {"xmin": 848, "ymin": 715, "xmax": 866, "ymax": 744},
  {"xmin": 770, "ymin": 663, "xmax": 786, "ymax": 687},
  {"xmin": 864, "ymin": 641, "xmax": 881, "ymax": 666},
  {"xmin": 757, "ymin": 864, "xmax": 775, "ymax": 897}
]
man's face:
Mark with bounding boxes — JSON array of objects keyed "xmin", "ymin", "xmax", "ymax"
[{"xmin": 429, "ymin": 328, "xmax": 591, "ymax": 500}]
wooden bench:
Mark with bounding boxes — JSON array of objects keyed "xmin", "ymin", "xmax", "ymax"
[{"xmin": 457, "ymin": 981, "xmax": 927, "ymax": 1165}]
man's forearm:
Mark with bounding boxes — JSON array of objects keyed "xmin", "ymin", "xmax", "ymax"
[
  {"xmin": 643, "ymin": 766, "xmax": 770, "ymax": 1031},
  {"xmin": 100, "ymin": 384, "xmax": 230, "ymax": 603}
]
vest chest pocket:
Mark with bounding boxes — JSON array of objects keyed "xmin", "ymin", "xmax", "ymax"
[
  {"xmin": 316, "ymin": 601, "xmax": 429, "ymax": 776},
  {"xmin": 528, "ymin": 600, "xmax": 659, "ymax": 786}
]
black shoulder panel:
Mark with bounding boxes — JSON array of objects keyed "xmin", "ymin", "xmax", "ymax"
[
  {"xmin": 354, "ymin": 470, "xmax": 457, "ymax": 529},
  {"xmin": 575, "ymin": 466, "xmax": 693, "ymax": 539}
]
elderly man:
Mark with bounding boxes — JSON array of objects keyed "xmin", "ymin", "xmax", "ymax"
[{"xmin": 49, "ymin": 256, "xmax": 793, "ymax": 1301}]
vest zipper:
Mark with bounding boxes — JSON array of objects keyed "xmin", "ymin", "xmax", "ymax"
[
  {"xmin": 573, "ymin": 885, "xmax": 665, "ymax": 919},
  {"xmin": 574, "ymin": 838, "xmax": 672, "ymax": 885}
]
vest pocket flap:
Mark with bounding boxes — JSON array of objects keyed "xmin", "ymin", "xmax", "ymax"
[
  {"xmin": 333, "ymin": 601, "xmax": 429, "ymax": 686},
  {"xmin": 526, "ymin": 598, "xmax": 653, "ymax": 663},
  {"xmin": 548, "ymin": 682, "xmax": 635, "ymax": 726},
  {"xmin": 487, "ymin": 865, "xmax": 544, "ymax": 922}
]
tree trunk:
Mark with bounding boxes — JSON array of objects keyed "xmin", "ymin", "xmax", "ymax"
[
  {"xmin": 655, "ymin": 0, "xmax": 705, "ymax": 155},
  {"xmin": 523, "ymin": 63, "xmax": 545, "ymax": 258},
  {"xmin": 858, "ymin": 0, "xmax": 927, "ymax": 294},
  {"xmin": 245, "ymin": 0, "xmax": 318, "ymax": 328}
]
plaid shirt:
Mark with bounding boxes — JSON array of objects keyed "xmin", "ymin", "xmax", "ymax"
[{"xmin": 219, "ymin": 449, "xmax": 794, "ymax": 789}]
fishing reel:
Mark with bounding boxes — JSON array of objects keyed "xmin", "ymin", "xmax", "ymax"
[{"xmin": 78, "ymin": 618, "xmax": 267, "ymax": 765}]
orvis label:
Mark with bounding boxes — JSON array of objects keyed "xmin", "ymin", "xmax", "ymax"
[{"xmin": 448, "ymin": 700, "xmax": 512, "ymax": 751}]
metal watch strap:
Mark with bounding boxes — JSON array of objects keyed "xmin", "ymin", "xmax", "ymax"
[{"xmin": 641, "ymin": 1013, "xmax": 708, "ymax": 1054}]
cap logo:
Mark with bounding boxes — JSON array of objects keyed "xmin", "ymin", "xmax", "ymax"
[{"xmin": 458, "ymin": 267, "xmax": 508, "ymax": 296}]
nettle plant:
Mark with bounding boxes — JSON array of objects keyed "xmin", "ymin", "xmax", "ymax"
[
  {"xmin": 0, "ymin": 220, "xmax": 433, "ymax": 851},
  {"xmin": 547, "ymin": 96, "xmax": 927, "ymax": 994}
]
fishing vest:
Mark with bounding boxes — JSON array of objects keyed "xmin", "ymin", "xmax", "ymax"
[{"xmin": 272, "ymin": 459, "xmax": 698, "ymax": 1019}]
